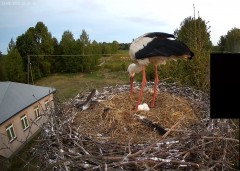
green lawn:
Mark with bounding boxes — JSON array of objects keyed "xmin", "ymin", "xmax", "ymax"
[{"xmin": 36, "ymin": 71, "xmax": 129, "ymax": 101}]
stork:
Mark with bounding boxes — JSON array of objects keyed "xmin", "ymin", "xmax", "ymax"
[{"xmin": 128, "ymin": 32, "xmax": 194, "ymax": 111}]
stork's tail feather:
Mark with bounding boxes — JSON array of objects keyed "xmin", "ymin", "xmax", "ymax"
[
  {"xmin": 75, "ymin": 89, "xmax": 96, "ymax": 110},
  {"xmin": 135, "ymin": 114, "xmax": 167, "ymax": 135}
]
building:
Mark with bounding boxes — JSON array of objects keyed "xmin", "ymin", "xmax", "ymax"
[{"xmin": 0, "ymin": 81, "xmax": 56, "ymax": 158}]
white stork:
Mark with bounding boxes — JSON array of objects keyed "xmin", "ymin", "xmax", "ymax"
[{"xmin": 128, "ymin": 32, "xmax": 194, "ymax": 111}]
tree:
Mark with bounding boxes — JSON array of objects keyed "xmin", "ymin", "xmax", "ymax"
[
  {"xmin": 0, "ymin": 56, "xmax": 5, "ymax": 81},
  {"xmin": 119, "ymin": 43, "xmax": 130, "ymax": 50},
  {"xmin": 16, "ymin": 27, "xmax": 37, "ymax": 59},
  {"xmin": 60, "ymin": 30, "xmax": 76, "ymax": 54},
  {"xmin": 15, "ymin": 21, "xmax": 54, "ymax": 79},
  {"xmin": 3, "ymin": 49, "xmax": 25, "ymax": 82},
  {"xmin": 91, "ymin": 40, "xmax": 101, "ymax": 54},
  {"xmin": 111, "ymin": 41, "xmax": 119, "ymax": 53},
  {"xmin": 218, "ymin": 28, "xmax": 240, "ymax": 52},
  {"xmin": 174, "ymin": 16, "xmax": 212, "ymax": 56},
  {"xmin": 33, "ymin": 22, "xmax": 54, "ymax": 77},
  {"xmin": 162, "ymin": 16, "xmax": 212, "ymax": 91},
  {"xmin": 78, "ymin": 30, "xmax": 100, "ymax": 72},
  {"xmin": 34, "ymin": 21, "xmax": 54, "ymax": 55},
  {"xmin": 79, "ymin": 29, "xmax": 90, "ymax": 55},
  {"xmin": 7, "ymin": 38, "xmax": 16, "ymax": 53},
  {"xmin": 59, "ymin": 30, "xmax": 81, "ymax": 72},
  {"xmin": 101, "ymin": 42, "xmax": 112, "ymax": 55},
  {"xmin": 49, "ymin": 37, "xmax": 61, "ymax": 73}
]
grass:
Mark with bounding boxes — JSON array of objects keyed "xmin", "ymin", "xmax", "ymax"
[
  {"xmin": 36, "ymin": 53, "xmax": 131, "ymax": 101},
  {"xmin": 36, "ymin": 71, "xmax": 129, "ymax": 101}
]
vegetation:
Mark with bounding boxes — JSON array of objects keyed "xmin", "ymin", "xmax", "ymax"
[
  {"xmin": 2, "ymin": 49, "xmax": 25, "ymax": 82},
  {"xmin": 218, "ymin": 28, "xmax": 240, "ymax": 52},
  {"xmin": 36, "ymin": 52, "xmax": 130, "ymax": 101},
  {"xmin": 0, "ymin": 21, "xmax": 124, "ymax": 83}
]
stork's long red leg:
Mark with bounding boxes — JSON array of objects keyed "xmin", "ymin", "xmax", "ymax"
[
  {"xmin": 135, "ymin": 66, "xmax": 146, "ymax": 111},
  {"xmin": 150, "ymin": 65, "xmax": 158, "ymax": 108}
]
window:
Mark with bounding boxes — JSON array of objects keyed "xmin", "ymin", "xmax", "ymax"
[
  {"xmin": 34, "ymin": 106, "xmax": 41, "ymax": 120},
  {"xmin": 44, "ymin": 100, "xmax": 50, "ymax": 110},
  {"xmin": 6, "ymin": 124, "xmax": 16, "ymax": 142},
  {"xmin": 21, "ymin": 115, "xmax": 29, "ymax": 130}
]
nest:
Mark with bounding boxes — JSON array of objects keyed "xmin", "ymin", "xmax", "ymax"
[
  {"xmin": 73, "ymin": 85, "xmax": 198, "ymax": 144},
  {"xmin": 30, "ymin": 82, "xmax": 239, "ymax": 171}
]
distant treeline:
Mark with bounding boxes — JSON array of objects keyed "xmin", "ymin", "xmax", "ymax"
[{"xmin": 0, "ymin": 21, "xmax": 130, "ymax": 82}]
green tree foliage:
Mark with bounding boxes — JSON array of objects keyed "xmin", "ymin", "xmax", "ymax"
[
  {"xmin": 59, "ymin": 30, "xmax": 80, "ymax": 72},
  {"xmin": 174, "ymin": 17, "xmax": 212, "ymax": 56},
  {"xmin": 0, "ymin": 57, "xmax": 5, "ymax": 81},
  {"xmin": 0, "ymin": 50, "xmax": 5, "ymax": 81},
  {"xmin": 77, "ymin": 30, "xmax": 91, "ymax": 72},
  {"xmin": 147, "ymin": 16, "xmax": 211, "ymax": 91},
  {"xmin": 60, "ymin": 30, "xmax": 76, "ymax": 55},
  {"xmin": 101, "ymin": 42, "xmax": 112, "ymax": 55},
  {"xmin": 16, "ymin": 27, "xmax": 37, "ymax": 60},
  {"xmin": 119, "ymin": 43, "xmax": 130, "ymax": 50},
  {"xmin": 90, "ymin": 40, "xmax": 102, "ymax": 69},
  {"xmin": 34, "ymin": 22, "xmax": 54, "ymax": 54},
  {"xmin": 79, "ymin": 29, "xmax": 90, "ymax": 55},
  {"xmin": 91, "ymin": 40, "xmax": 102, "ymax": 54},
  {"xmin": 49, "ymin": 37, "xmax": 61, "ymax": 73},
  {"xmin": 111, "ymin": 41, "xmax": 119, "ymax": 54},
  {"xmin": 211, "ymin": 45, "xmax": 220, "ymax": 52},
  {"xmin": 6, "ymin": 21, "xmax": 121, "ymax": 81},
  {"xmin": 3, "ymin": 49, "xmax": 25, "ymax": 82},
  {"xmin": 218, "ymin": 28, "xmax": 240, "ymax": 52},
  {"xmin": 7, "ymin": 38, "xmax": 16, "ymax": 53},
  {"xmin": 33, "ymin": 22, "xmax": 54, "ymax": 77},
  {"xmin": 15, "ymin": 21, "xmax": 54, "ymax": 79}
]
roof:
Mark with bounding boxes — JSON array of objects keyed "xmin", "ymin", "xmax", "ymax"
[{"xmin": 0, "ymin": 82, "xmax": 56, "ymax": 124}]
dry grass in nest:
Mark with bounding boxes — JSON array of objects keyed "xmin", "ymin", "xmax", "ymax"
[{"xmin": 73, "ymin": 89, "xmax": 199, "ymax": 144}]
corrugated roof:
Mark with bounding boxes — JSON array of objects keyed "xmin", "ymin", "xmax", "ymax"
[{"xmin": 0, "ymin": 82, "xmax": 56, "ymax": 124}]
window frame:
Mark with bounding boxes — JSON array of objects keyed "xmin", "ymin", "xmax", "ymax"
[
  {"xmin": 6, "ymin": 124, "xmax": 17, "ymax": 142},
  {"xmin": 44, "ymin": 100, "xmax": 50, "ymax": 110},
  {"xmin": 34, "ymin": 106, "xmax": 41, "ymax": 120},
  {"xmin": 20, "ymin": 114, "xmax": 29, "ymax": 130}
]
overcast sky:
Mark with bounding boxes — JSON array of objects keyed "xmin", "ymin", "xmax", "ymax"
[{"xmin": 0, "ymin": 0, "xmax": 240, "ymax": 54}]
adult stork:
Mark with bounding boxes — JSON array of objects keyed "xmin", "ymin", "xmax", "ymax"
[{"xmin": 128, "ymin": 32, "xmax": 194, "ymax": 111}]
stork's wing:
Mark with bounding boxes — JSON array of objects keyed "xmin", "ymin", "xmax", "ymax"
[
  {"xmin": 143, "ymin": 32, "xmax": 175, "ymax": 39},
  {"xmin": 135, "ymin": 38, "xmax": 191, "ymax": 59}
]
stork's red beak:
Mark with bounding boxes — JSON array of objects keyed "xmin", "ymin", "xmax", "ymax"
[{"xmin": 130, "ymin": 76, "xmax": 134, "ymax": 95}]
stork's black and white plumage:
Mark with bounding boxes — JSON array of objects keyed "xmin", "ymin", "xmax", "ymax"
[{"xmin": 128, "ymin": 32, "xmax": 194, "ymax": 111}]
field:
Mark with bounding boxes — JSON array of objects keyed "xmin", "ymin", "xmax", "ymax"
[{"xmin": 36, "ymin": 52, "xmax": 131, "ymax": 101}]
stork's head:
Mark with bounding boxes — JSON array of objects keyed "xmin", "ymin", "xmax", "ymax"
[
  {"xmin": 127, "ymin": 63, "xmax": 142, "ymax": 77},
  {"xmin": 128, "ymin": 63, "xmax": 136, "ymax": 77}
]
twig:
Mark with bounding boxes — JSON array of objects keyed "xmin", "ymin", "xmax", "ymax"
[{"xmin": 161, "ymin": 115, "xmax": 187, "ymax": 139}]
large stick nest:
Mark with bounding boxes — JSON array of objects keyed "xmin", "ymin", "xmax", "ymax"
[{"xmin": 31, "ymin": 82, "xmax": 239, "ymax": 171}]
